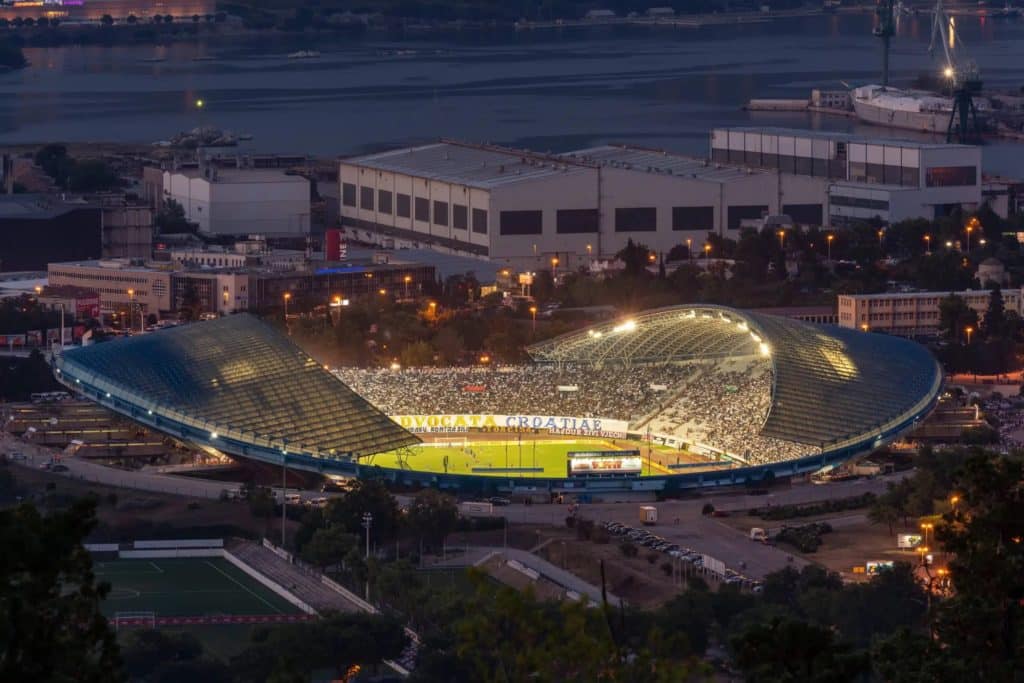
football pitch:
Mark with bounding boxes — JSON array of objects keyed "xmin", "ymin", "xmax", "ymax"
[
  {"xmin": 368, "ymin": 438, "xmax": 688, "ymax": 477},
  {"xmin": 95, "ymin": 558, "xmax": 300, "ymax": 618}
]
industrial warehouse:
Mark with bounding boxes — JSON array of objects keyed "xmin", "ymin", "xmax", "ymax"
[{"xmin": 339, "ymin": 127, "xmax": 985, "ymax": 269}]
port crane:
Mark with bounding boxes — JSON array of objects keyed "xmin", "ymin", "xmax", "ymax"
[
  {"xmin": 928, "ymin": 0, "xmax": 983, "ymax": 142},
  {"xmin": 873, "ymin": 0, "xmax": 896, "ymax": 88}
]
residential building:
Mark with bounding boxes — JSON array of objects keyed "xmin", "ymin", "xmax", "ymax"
[{"xmin": 837, "ymin": 287, "xmax": 1021, "ymax": 336}]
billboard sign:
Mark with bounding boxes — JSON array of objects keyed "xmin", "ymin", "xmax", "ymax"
[
  {"xmin": 866, "ymin": 561, "xmax": 895, "ymax": 575},
  {"xmin": 567, "ymin": 451, "xmax": 642, "ymax": 477},
  {"xmin": 391, "ymin": 414, "xmax": 629, "ymax": 438},
  {"xmin": 897, "ymin": 534, "xmax": 923, "ymax": 549}
]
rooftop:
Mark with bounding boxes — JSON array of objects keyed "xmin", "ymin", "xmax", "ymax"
[
  {"xmin": 0, "ymin": 195, "xmax": 96, "ymax": 220},
  {"xmin": 564, "ymin": 145, "xmax": 765, "ymax": 183},
  {"xmin": 170, "ymin": 168, "xmax": 310, "ymax": 184},
  {"xmin": 57, "ymin": 314, "xmax": 418, "ymax": 458},
  {"xmin": 718, "ymin": 126, "xmax": 975, "ymax": 151},
  {"xmin": 343, "ymin": 141, "xmax": 593, "ymax": 189}
]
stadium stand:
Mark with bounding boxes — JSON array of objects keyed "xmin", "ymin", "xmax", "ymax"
[{"xmin": 54, "ymin": 314, "xmax": 418, "ymax": 460}]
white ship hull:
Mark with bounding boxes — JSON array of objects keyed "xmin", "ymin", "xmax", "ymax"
[{"xmin": 852, "ymin": 97, "xmax": 951, "ymax": 133}]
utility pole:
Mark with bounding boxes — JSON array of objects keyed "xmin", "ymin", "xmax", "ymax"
[{"xmin": 281, "ymin": 452, "xmax": 287, "ymax": 547}]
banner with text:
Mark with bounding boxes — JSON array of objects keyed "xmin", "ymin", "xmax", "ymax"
[{"xmin": 391, "ymin": 414, "xmax": 629, "ymax": 438}]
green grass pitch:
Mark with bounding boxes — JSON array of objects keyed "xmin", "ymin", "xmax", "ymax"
[
  {"xmin": 95, "ymin": 558, "xmax": 301, "ymax": 618},
  {"xmin": 368, "ymin": 438, "xmax": 682, "ymax": 477}
]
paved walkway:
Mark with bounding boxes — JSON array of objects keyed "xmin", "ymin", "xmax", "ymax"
[{"xmin": 2, "ymin": 432, "xmax": 240, "ymax": 499}]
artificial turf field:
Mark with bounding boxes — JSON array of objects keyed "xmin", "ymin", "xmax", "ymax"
[
  {"xmin": 95, "ymin": 558, "xmax": 300, "ymax": 619},
  {"xmin": 368, "ymin": 438, "xmax": 713, "ymax": 477}
]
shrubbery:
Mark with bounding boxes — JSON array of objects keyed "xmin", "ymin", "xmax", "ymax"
[
  {"xmin": 774, "ymin": 522, "xmax": 833, "ymax": 553},
  {"xmin": 750, "ymin": 492, "xmax": 876, "ymax": 521}
]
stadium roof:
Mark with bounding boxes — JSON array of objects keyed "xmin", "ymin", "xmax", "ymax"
[
  {"xmin": 55, "ymin": 314, "xmax": 418, "ymax": 458},
  {"xmin": 528, "ymin": 305, "xmax": 941, "ymax": 448},
  {"xmin": 342, "ymin": 141, "xmax": 593, "ymax": 189}
]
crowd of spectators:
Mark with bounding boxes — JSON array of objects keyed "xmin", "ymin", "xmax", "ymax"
[
  {"xmin": 645, "ymin": 359, "xmax": 816, "ymax": 464},
  {"xmin": 334, "ymin": 364, "xmax": 692, "ymax": 422},
  {"xmin": 335, "ymin": 358, "xmax": 815, "ymax": 464}
]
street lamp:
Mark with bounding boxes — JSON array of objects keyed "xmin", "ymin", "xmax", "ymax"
[
  {"xmin": 965, "ymin": 326, "xmax": 974, "ymax": 345},
  {"xmin": 924, "ymin": 234, "xmax": 932, "ymax": 255},
  {"xmin": 127, "ymin": 289, "xmax": 135, "ymax": 334},
  {"xmin": 861, "ymin": 323, "xmax": 869, "ymax": 332},
  {"xmin": 586, "ymin": 244, "xmax": 592, "ymax": 259},
  {"xmin": 529, "ymin": 305, "xmax": 537, "ymax": 334},
  {"xmin": 648, "ymin": 252, "xmax": 657, "ymax": 265},
  {"xmin": 686, "ymin": 238, "xmax": 693, "ymax": 263},
  {"xmin": 877, "ymin": 229, "xmax": 885, "ymax": 250},
  {"xmin": 361, "ymin": 512, "xmax": 373, "ymax": 600},
  {"xmin": 703, "ymin": 243, "xmax": 711, "ymax": 260},
  {"xmin": 777, "ymin": 229, "xmax": 785, "ymax": 250},
  {"xmin": 403, "ymin": 275, "xmax": 411, "ymax": 298},
  {"xmin": 826, "ymin": 234, "xmax": 834, "ymax": 262},
  {"xmin": 950, "ymin": 494, "xmax": 960, "ymax": 509},
  {"xmin": 283, "ymin": 292, "xmax": 292, "ymax": 334},
  {"xmin": 920, "ymin": 522, "xmax": 934, "ymax": 546}
]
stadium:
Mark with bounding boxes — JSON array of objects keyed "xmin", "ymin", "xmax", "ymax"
[{"xmin": 52, "ymin": 307, "xmax": 942, "ymax": 494}]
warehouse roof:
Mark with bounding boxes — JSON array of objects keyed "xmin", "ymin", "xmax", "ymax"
[
  {"xmin": 565, "ymin": 145, "xmax": 766, "ymax": 183},
  {"xmin": 718, "ymin": 127, "xmax": 974, "ymax": 151},
  {"xmin": 342, "ymin": 141, "xmax": 594, "ymax": 189}
]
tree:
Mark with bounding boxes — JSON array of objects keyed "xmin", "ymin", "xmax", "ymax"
[
  {"xmin": 400, "ymin": 340, "xmax": 434, "ymax": 367},
  {"xmin": 982, "ymin": 286, "xmax": 1006, "ymax": 339},
  {"xmin": 155, "ymin": 198, "xmax": 192, "ymax": 234},
  {"xmin": 325, "ymin": 479, "xmax": 401, "ymax": 544},
  {"xmin": 616, "ymin": 238, "xmax": 651, "ymax": 276},
  {"xmin": 938, "ymin": 293, "xmax": 978, "ymax": 342},
  {"xmin": 300, "ymin": 525, "xmax": 357, "ymax": 571},
  {"xmin": 247, "ymin": 486, "xmax": 275, "ymax": 535},
  {"xmin": 126, "ymin": 14, "xmax": 138, "ymax": 24},
  {"xmin": 100, "ymin": 14, "xmax": 113, "ymax": 26},
  {"xmin": 731, "ymin": 617, "xmax": 870, "ymax": 682},
  {"xmin": 406, "ymin": 489, "xmax": 458, "ymax": 553},
  {"xmin": 868, "ymin": 499, "xmax": 900, "ymax": 535},
  {"xmin": 931, "ymin": 452, "xmax": 1024, "ymax": 680},
  {"xmin": 433, "ymin": 327, "xmax": 464, "ymax": 365},
  {"xmin": 0, "ymin": 39, "xmax": 27, "ymax": 70},
  {"xmin": 0, "ymin": 500, "xmax": 123, "ymax": 682},
  {"xmin": 231, "ymin": 612, "xmax": 407, "ymax": 681},
  {"xmin": 120, "ymin": 629, "xmax": 202, "ymax": 679}
]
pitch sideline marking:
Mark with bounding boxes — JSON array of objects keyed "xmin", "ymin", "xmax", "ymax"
[
  {"xmin": 149, "ymin": 561, "xmax": 165, "ymax": 574},
  {"xmin": 204, "ymin": 561, "xmax": 282, "ymax": 614}
]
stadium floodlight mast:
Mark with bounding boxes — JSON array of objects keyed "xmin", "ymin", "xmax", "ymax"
[{"xmin": 362, "ymin": 512, "xmax": 373, "ymax": 600}]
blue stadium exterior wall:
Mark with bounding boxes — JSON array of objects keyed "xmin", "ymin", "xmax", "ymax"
[{"xmin": 54, "ymin": 358, "xmax": 941, "ymax": 495}]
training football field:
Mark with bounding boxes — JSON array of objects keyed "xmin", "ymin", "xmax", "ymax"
[
  {"xmin": 95, "ymin": 558, "xmax": 300, "ymax": 618},
  {"xmin": 369, "ymin": 438, "xmax": 684, "ymax": 477}
]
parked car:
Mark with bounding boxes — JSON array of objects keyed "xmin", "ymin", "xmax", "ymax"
[
  {"xmin": 51, "ymin": 464, "xmax": 69, "ymax": 473},
  {"xmin": 488, "ymin": 496, "xmax": 512, "ymax": 506}
]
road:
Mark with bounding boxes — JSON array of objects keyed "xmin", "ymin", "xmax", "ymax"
[{"xmin": 3, "ymin": 429, "xmax": 902, "ymax": 580}]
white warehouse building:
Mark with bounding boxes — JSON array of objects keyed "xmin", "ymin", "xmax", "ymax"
[
  {"xmin": 710, "ymin": 127, "xmax": 982, "ymax": 226},
  {"xmin": 163, "ymin": 167, "xmax": 311, "ymax": 237},
  {"xmin": 338, "ymin": 140, "xmax": 828, "ymax": 270}
]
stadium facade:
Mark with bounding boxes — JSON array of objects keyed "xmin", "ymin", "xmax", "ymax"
[{"xmin": 53, "ymin": 308, "xmax": 942, "ymax": 494}]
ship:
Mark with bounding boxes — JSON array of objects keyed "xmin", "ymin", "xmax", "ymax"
[{"xmin": 851, "ymin": 84, "xmax": 989, "ymax": 133}]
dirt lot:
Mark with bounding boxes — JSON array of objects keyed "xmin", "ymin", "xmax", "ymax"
[
  {"xmin": 720, "ymin": 508, "xmax": 922, "ymax": 580},
  {"xmin": 529, "ymin": 527, "xmax": 710, "ymax": 608}
]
